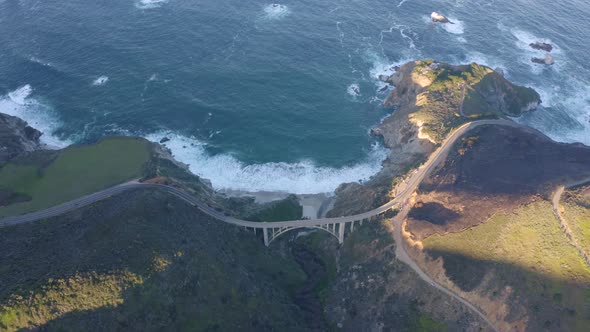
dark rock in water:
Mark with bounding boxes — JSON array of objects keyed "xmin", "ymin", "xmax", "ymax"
[
  {"xmin": 378, "ymin": 75, "xmax": 391, "ymax": 83},
  {"xmin": 494, "ymin": 67, "xmax": 505, "ymax": 77},
  {"xmin": 379, "ymin": 85, "xmax": 389, "ymax": 93},
  {"xmin": 529, "ymin": 42, "xmax": 553, "ymax": 52},
  {"xmin": 159, "ymin": 137, "xmax": 170, "ymax": 144},
  {"xmin": 532, "ymin": 54, "xmax": 554, "ymax": 65},
  {"xmin": 0, "ymin": 113, "xmax": 43, "ymax": 166},
  {"xmin": 431, "ymin": 12, "xmax": 454, "ymax": 24}
]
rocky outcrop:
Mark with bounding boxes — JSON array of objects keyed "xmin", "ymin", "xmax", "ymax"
[
  {"xmin": 329, "ymin": 60, "xmax": 541, "ymax": 216},
  {"xmin": 529, "ymin": 42, "xmax": 553, "ymax": 52},
  {"xmin": 0, "ymin": 113, "xmax": 42, "ymax": 165},
  {"xmin": 532, "ymin": 54, "xmax": 555, "ymax": 65},
  {"xmin": 431, "ymin": 12, "xmax": 454, "ymax": 24}
]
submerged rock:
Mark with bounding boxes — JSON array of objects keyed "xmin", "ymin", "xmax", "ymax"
[
  {"xmin": 431, "ymin": 12, "xmax": 454, "ymax": 24},
  {"xmin": 159, "ymin": 137, "xmax": 170, "ymax": 144},
  {"xmin": 529, "ymin": 42, "xmax": 553, "ymax": 52},
  {"xmin": 531, "ymin": 54, "xmax": 555, "ymax": 65}
]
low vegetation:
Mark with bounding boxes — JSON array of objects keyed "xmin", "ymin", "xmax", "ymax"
[
  {"xmin": 0, "ymin": 137, "xmax": 151, "ymax": 217},
  {"xmin": 0, "ymin": 190, "xmax": 309, "ymax": 331},
  {"xmin": 410, "ymin": 61, "xmax": 539, "ymax": 142},
  {"xmin": 244, "ymin": 195, "xmax": 303, "ymax": 222},
  {"xmin": 563, "ymin": 185, "xmax": 590, "ymax": 258},
  {"xmin": 423, "ymin": 201, "xmax": 590, "ymax": 331}
]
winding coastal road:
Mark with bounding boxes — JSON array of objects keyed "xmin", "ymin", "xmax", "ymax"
[
  {"xmin": 0, "ymin": 119, "xmax": 527, "ymax": 331},
  {"xmin": 0, "ymin": 119, "xmax": 519, "ymax": 229}
]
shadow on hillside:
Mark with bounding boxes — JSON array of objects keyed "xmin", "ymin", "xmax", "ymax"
[
  {"xmin": 425, "ymin": 247, "xmax": 590, "ymax": 331},
  {"xmin": 0, "ymin": 189, "xmax": 313, "ymax": 331},
  {"xmin": 420, "ymin": 125, "xmax": 590, "ymax": 196}
]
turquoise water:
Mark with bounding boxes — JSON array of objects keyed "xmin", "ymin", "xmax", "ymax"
[{"xmin": 1, "ymin": 0, "xmax": 588, "ymax": 193}]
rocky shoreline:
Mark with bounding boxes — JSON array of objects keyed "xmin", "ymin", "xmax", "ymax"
[
  {"xmin": 0, "ymin": 60, "xmax": 543, "ymax": 220},
  {"xmin": 328, "ymin": 60, "xmax": 541, "ymax": 216},
  {"xmin": 0, "ymin": 113, "xmax": 43, "ymax": 165}
]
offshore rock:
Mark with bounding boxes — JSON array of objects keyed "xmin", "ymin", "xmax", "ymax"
[
  {"xmin": 529, "ymin": 42, "xmax": 553, "ymax": 52},
  {"xmin": 531, "ymin": 54, "xmax": 554, "ymax": 65},
  {"xmin": 431, "ymin": 12, "xmax": 454, "ymax": 24}
]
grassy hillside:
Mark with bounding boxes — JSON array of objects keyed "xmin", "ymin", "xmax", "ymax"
[
  {"xmin": 423, "ymin": 200, "xmax": 590, "ymax": 331},
  {"xmin": 0, "ymin": 189, "xmax": 309, "ymax": 331},
  {"xmin": 290, "ymin": 220, "xmax": 487, "ymax": 331},
  {"xmin": 410, "ymin": 61, "xmax": 539, "ymax": 143},
  {"xmin": 563, "ymin": 185, "xmax": 590, "ymax": 258},
  {"xmin": 0, "ymin": 137, "xmax": 150, "ymax": 217}
]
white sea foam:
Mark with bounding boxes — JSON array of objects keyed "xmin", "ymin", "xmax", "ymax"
[
  {"xmin": 7, "ymin": 85, "xmax": 33, "ymax": 105},
  {"xmin": 501, "ymin": 26, "xmax": 565, "ymax": 73},
  {"xmin": 92, "ymin": 76, "xmax": 109, "ymax": 86},
  {"xmin": 145, "ymin": 131, "xmax": 388, "ymax": 194},
  {"xmin": 0, "ymin": 85, "xmax": 71, "ymax": 148},
  {"xmin": 367, "ymin": 52, "xmax": 412, "ymax": 92},
  {"xmin": 136, "ymin": 0, "xmax": 168, "ymax": 9},
  {"xmin": 347, "ymin": 83, "xmax": 361, "ymax": 97},
  {"xmin": 423, "ymin": 15, "xmax": 465, "ymax": 35},
  {"xmin": 397, "ymin": 0, "xmax": 410, "ymax": 7},
  {"xmin": 519, "ymin": 84, "xmax": 590, "ymax": 146},
  {"xmin": 263, "ymin": 4, "xmax": 290, "ymax": 20},
  {"xmin": 29, "ymin": 56, "xmax": 53, "ymax": 68},
  {"xmin": 442, "ymin": 17, "xmax": 464, "ymax": 34}
]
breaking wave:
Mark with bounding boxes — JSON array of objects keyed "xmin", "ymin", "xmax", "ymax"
[
  {"xmin": 0, "ymin": 85, "xmax": 71, "ymax": 148},
  {"xmin": 136, "ymin": 0, "xmax": 168, "ymax": 10},
  {"xmin": 92, "ymin": 76, "xmax": 109, "ymax": 86},
  {"xmin": 145, "ymin": 131, "xmax": 388, "ymax": 194},
  {"xmin": 263, "ymin": 4, "xmax": 290, "ymax": 20}
]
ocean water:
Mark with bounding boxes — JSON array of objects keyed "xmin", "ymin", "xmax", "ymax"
[{"xmin": 0, "ymin": 0, "xmax": 588, "ymax": 193}]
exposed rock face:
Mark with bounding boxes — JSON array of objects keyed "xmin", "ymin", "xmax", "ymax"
[
  {"xmin": 529, "ymin": 42, "xmax": 553, "ymax": 52},
  {"xmin": 431, "ymin": 12, "xmax": 454, "ymax": 24},
  {"xmin": 532, "ymin": 54, "xmax": 555, "ymax": 65},
  {"xmin": 0, "ymin": 113, "xmax": 42, "ymax": 165},
  {"xmin": 329, "ymin": 60, "xmax": 541, "ymax": 216}
]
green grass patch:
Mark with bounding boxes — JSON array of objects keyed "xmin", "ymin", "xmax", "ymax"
[
  {"xmin": 423, "ymin": 201, "xmax": 590, "ymax": 331},
  {"xmin": 563, "ymin": 187, "xmax": 590, "ymax": 259},
  {"xmin": 245, "ymin": 195, "xmax": 303, "ymax": 222},
  {"xmin": 410, "ymin": 313, "xmax": 448, "ymax": 332},
  {"xmin": 0, "ymin": 137, "xmax": 151, "ymax": 217},
  {"xmin": 0, "ymin": 272, "xmax": 143, "ymax": 331},
  {"xmin": 424, "ymin": 201, "xmax": 590, "ymax": 283},
  {"xmin": 410, "ymin": 62, "xmax": 537, "ymax": 143}
]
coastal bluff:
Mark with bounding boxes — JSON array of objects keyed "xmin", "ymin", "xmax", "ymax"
[{"xmin": 329, "ymin": 60, "xmax": 541, "ymax": 216}]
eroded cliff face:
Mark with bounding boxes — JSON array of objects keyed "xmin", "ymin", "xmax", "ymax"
[
  {"xmin": 0, "ymin": 113, "xmax": 42, "ymax": 165},
  {"xmin": 329, "ymin": 60, "xmax": 541, "ymax": 217}
]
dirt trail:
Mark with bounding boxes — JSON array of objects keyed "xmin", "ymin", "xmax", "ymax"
[{"xmin": 551, "ymin": 178, "xmax": 590, "ymax": 267}]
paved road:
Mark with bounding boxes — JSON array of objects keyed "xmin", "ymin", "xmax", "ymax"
[
  {"xmin": 0, "ymin": 119, "xmax": 518, "ymax": 230},
  {"xmin": 0, "ymin": 118, "xmax": 525, "ymax": 331}
]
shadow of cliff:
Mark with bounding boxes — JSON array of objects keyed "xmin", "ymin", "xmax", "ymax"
[
  {"xmin": 424, "ymin": 247, "xmax": 590, "ymax": 332},
  {"xmin": 420, "ymin": 125, "xmax": 590, "ymax": 197}
]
